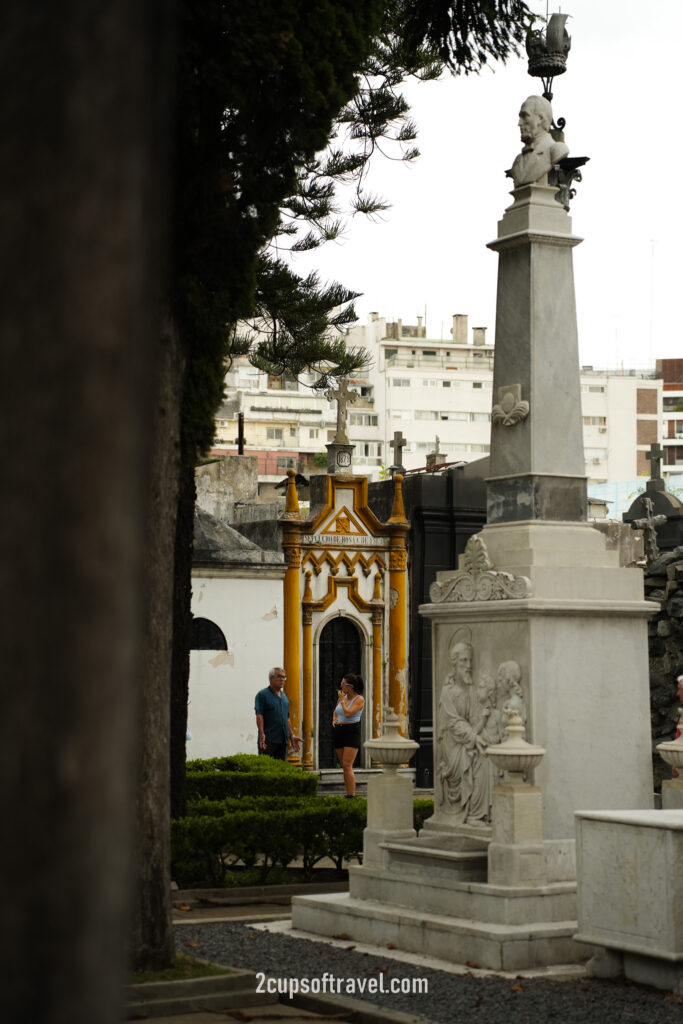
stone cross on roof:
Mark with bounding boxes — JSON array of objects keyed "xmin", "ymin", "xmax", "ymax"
[
  {"xmin": 324, "ymin": 378, "xmax": 357, "ymax": 445},
  {"xmin": 389, "ymin": 430, "xmax": 407, "ymax": 474},
  {"xmin": 646, "ymin": 442, "xmax": 663, "ymax": 482}
]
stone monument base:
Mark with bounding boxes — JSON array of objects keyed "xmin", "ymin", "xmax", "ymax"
[
  {"xmin": 292, "ymin": 836, "xmax": 588, "ymax": 971},
  {"xmin": 422, "ymin": 520, "xmax": 656, "ymax": 840}
]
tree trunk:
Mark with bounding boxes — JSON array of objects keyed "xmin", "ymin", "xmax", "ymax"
[
  {"xmin": 170, "ymin": 464, "xmax": 196, "ymax": 821},
  {"xmin": 0, "ymin": 2, "xmax": 175, "ymax": 1019},
  {"xmin": 129, "ymin": 319, "xmax": 185, "ymax": 970}
]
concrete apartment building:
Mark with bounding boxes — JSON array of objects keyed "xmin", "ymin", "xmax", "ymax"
[
  {"xmin": 212, "ymin": 313, "xmax": 663, "ymax": 490},
  {"xmin": 345, "ymin": 313, "xmax": 662, "ymax": 485},
  {"xmin": 212, "ymin": 358, "xmax": 377, "ymax": 497},
  {"xmin": 657, "ymin": 358, "xmax": 683, "ymax": 482}
]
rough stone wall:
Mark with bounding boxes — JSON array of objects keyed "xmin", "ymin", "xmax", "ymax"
[
  {"xmin": 195, "ymin": 455, "xmax": 258, "ymax": 519},
  {"xmin": 645, "ymin": 545, "xmax": 683, "ymax": 788}
]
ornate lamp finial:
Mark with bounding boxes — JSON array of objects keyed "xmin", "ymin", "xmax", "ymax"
[{"xmin": 526, "ymin": 13, "xmax": 571, "ymax": 100}]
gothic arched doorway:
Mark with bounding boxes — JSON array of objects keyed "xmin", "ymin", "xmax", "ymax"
[{"xmin": 317, "ymin": 617, "xmax": 362, "ymax": 769}]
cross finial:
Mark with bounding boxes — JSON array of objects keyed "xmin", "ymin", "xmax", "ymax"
[
  {"xmin": 389, "ymin": 430, "xmax": 407, "ymax": 474},
  {"xmin": 646, "ymin": 442, "xmax": 663, "ymax": 482},
  {"xmin": 324, "ymin": 378, "xmax": 357, "ymax": 445}
]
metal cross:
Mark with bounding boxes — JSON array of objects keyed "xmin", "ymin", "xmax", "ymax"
[
  {"xmin": 646, "ymin": 442, "xmax": 663, "ymax": 482},
  {"xmin": 631, "ymin": 495, "xmax": 668, "ymax": 564},
  {"xmin": 389, "ymin": 430, "xmax": 407, "ymax": 474}
]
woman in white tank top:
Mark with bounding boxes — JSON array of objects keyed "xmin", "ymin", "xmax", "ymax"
[{"xmin": 332, "ymin": 673, "xmax": 365, "ymax": 797}]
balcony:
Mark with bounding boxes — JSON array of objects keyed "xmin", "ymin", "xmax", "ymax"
[{"xmin": 385, "ymin": 353, "xmax": 494, "ymax": 372}]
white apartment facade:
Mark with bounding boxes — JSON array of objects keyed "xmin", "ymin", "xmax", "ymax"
[
  {"xmin": 212, "ymin": 313, "xmax": 663, "ymax": 489},
  {"xmin": 345, "ymin": 313, "xmax": 662, "ymax": 485}
]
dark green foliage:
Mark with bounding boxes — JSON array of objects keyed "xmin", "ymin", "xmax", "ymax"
[
  {"xmin": 413, "ymin": 798, "xmax": 435, "ymax": 832},
  {"xmin": 174, "ymin": 0, "xmax": 385, "ymax": 463},
  {"xmin": 171, "ymin": 795, "xmax": 364, "ymax": 885},
  {"xmin": 186, "ymin": 754, "xmax": 318, "ymax": 798},
  {"xmin": 398, "ymin": 0, "xmax": 533, "ymax": 72},
  {"xmin": 171, "ymin": 793, "xmax": 435, "ymax": 886},
  {"xmin": 186, "ymin": 753, "xmax": 307, "ymax": 774},
  {"xmin": 186, "ymin": 769, "xmax": 317, "ymax": 800}
]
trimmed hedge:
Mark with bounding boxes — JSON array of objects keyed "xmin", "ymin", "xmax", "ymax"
[
  {"xmin": 186, "ymin": 753, "xmax": 318, "ymax": 801},
  {"xmin": 172, "ymin": 795, "xmax": 364, "ymax": 885},
  {"xmin": 171, "ymin": 794, "xmax": 435, "ymax": 887}
]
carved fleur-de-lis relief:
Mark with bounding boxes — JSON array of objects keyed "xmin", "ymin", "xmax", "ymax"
[
  {"xmin": 429, "ymin": 535, "xmax": 531, "ymax": 603},
  {"xmin": 491, "ymin": 384, "xmax": 530, "ymax": 428}
]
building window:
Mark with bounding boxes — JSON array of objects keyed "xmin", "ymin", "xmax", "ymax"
[
  {"xmin": 469, "ymin": 412, "xmax": 491, "ymax": 422},
  {"xmin": 583, "ymin": 416, "xmax": 607, "ymax": 426},
  {"xmin": 350, "ymin": 413, "xmax": 378, "ymax": 426},
  {"xmin": 267, "ymin": 427, "xmax": 283, "ymax": 440},
  {"xmin": 289, "ymin": 427, "xmax": 296, "ymax": 436},
  {"xmin": 392, "ymin": 410, "xmax": 412, "ymax": 420},
  {"xmin": 416, "ymin": 410, "xmax": 438, "ymax": 420},
  {"xmin": 472, "ymin": 382, "xmax": 483, "ymax": 389},
  {"xmin": 588, "ymin": 385, "xmax": 605, "ymax": 393},
  {"xmin": 440, "ymin": 411, "xmax": 469, "ymax": 421},
  {"xmin": 277, "ymin": 456, "xmax": 296, "ymax": 470},
  {"xmin": 422, "ymin": 379, "xmax": 438, "ymax": 387},
  {"xmin": 392, "ymin": 378, "xmax": 411, "ymax": 387},
  {"xmin": 309, "ymin": 428, "xmax": 319, "ymax": 439},
  {"xmin": 190, "ymin": 617, "xmax": 227, "ymax": 651}
]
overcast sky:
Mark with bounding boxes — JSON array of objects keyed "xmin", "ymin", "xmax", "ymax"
[{"xmin": 285, "ymin": 0, "xmax": 682, "ymax": 371}]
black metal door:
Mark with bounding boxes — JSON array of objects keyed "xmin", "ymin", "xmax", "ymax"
[{"xmin": 318, "ymin": 617, "xmax": 361, "ymax": 768}]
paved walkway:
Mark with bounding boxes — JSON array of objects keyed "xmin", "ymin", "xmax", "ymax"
[{"xmin": 128, "ymin": 887, "xmax": 426, "ymax": 1024}]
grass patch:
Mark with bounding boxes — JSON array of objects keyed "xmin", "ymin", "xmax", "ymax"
[{"xmin": 130, "ymin": 953, "xmax": 229, "ymax": 985}]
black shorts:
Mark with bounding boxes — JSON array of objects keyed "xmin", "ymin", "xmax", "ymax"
[{"xmin": 333, "ymin": 722, "xmax": 361, "ymax": 750}]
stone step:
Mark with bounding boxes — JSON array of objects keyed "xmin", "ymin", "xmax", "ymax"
[
  {"xmin": 380, "ymin": 839, "xmax": 488, "ymax": 882},
  {"xmin": 349, "ymin": 863, "xmax": 576, "ymax": 924},
  {"xmin": 125, "ymin": 969, "xmax": 273, "ymax": 1018},
  {"xmin": 292, "ymin": 891, "xmax": 587, "ymax": 972}
]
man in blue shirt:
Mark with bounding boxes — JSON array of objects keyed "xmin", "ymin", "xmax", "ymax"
[{"xmin": 254, "ymin": 667, "xmax": 301, "ymax": 760}]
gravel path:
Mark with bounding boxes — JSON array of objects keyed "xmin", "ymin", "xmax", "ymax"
[{"xmin": 175, "ymin": 921, "xmax": 683, "ymax": 1023}]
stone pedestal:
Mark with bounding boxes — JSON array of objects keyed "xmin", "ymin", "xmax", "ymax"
[
  {"xmin": 363, "ymin": 772, "xmax": 416, "ymax": 866},
  {"xmin": 326, "ymin": 442, "xmax": 354, "ymax": 474},
  {"xmin": 422, "ymin": 521, "xmax": 656, "ymax": 840},
  {"xmin": 492, "ymin": 783, "xmax": 542, "ymax": 843},
  {"xmin": 575, "ymin": 809, "xmax": 683, "ymax": 993}
]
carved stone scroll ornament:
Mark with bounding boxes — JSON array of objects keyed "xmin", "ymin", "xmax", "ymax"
[
  {"xmin": 491, "ymin": 384, "xmax": 529, "ymax": 428},
  {"xmin": 429, "ymin": 535, "xmax": 531, "ymax": 603}
]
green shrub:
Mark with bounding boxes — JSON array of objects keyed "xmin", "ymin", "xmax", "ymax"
[
  {"xmin": 187, "ymin": 754, "xmax": 305, "ymax": 774},
  {"xmin": 185, "ymin": 753, "xmax": 318, "ymax": 801},
  {"xmin": 172, "ymin": 793, "xmax": 434, "ymax": 887},
  {"xmin": 413, "ymin": 798, "xmax": 434, "ymax": 833}
]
